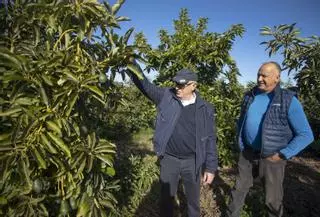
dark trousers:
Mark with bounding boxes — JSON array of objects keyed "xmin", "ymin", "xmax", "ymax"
[
  {"xmin": 160, "ymin": 153, "xmax": 200, "ymax": 217},
  {"xmin": 226, "ymin": 149, "xmax": 287, "ymax": 217}
]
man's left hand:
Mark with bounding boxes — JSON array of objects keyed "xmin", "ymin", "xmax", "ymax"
[
  {"xmin": 266, "ymin": 153, "xmax": 282, "ymax": 162},
  {"xmin": 202, "ymin": 172, "xmax": 215, "ymax": 186}
]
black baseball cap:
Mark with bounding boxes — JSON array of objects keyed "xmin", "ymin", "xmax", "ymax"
[{"xmin": 172, "ymin": 69, "xmax": 198, "ymax": 85}]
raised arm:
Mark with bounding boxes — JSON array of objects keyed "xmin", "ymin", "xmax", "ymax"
[{"xmin": 127, "ymin": 68, "xmax": 166, "ymax": 105}]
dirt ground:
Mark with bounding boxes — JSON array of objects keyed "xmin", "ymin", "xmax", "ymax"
[
  {"xmin": 201, "ymin": 151, "xmax": 320, "ymax": 217},
  {"xmin": 135, "ymin": 151, "xmax": 320, "ymax": 217}
]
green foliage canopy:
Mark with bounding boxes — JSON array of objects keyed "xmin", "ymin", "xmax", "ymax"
[
  {"xmin": 0, "ymin": 0, "xmax": 141, "ymax": 216},
  {"xmin": 134, "ymin": 8, "xmax": 245, "ymax": 85}
]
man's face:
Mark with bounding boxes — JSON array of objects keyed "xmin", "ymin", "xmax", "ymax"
[
  {"xmin": 175, "ymin": 81, "xmax": 196, "ymax": 99},
  {"xmin": 257, "ymin": 64, "xmax": 280, "ymax": 93}
]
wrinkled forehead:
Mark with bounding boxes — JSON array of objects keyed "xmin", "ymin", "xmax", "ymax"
[{"xmin": 258, "ymin": 64, "xmax": 280, "ymax": 76}]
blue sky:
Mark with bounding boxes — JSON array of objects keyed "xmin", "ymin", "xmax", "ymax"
[{"xmin": 110, "ymin": 0, "xmax": 320, "ymax": 84}]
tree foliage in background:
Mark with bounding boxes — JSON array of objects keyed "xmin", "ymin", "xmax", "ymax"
[
  {"xmin": 133, "ymin": 8, "xmax": 245, "ymax": 167},
  {"xmin": 113, "ymin": 155, "xmax": 159, "ymax": 217},
  {"xmin": 200, "ymin": 72, "xmax": 245, "ymax": 167},
  {"xmin": 97, "ymin": 83, "xmax": 155, "ymax": 140},
  {"xmin": 134, "ymin": 8, "xmax": 245, "ymax": 85},
  {"xmin": 260, "ymin": 24, "xmax": 320, "ymax": 144},
  {"xmin": 0, "ymin": 0, "xmax": 142, "ymax": 216}
]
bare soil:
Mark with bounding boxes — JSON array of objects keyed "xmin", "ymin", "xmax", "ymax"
[
  {"xmin": 205, "ymin": 151, "xmax": 320, "ymax": 217},
  {"xmin": 135, "ymin": 151, "xmax": 320, "ymax": 217}
]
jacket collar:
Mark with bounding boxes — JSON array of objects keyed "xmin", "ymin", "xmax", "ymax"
[
  {"xmin": 170, "ymin": 88, "xmax": 206, "ymax": 109},
  {"xmin": 195, "ymin": 91, "xmax": 206, "ymax": 109}
]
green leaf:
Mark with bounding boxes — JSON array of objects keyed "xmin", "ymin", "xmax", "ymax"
[
  {"xmin": 260, "ymin": 31, "xmax": 272, "ymax": 36},
  {"xmin": 123, "ymin": 27, "xmax": 134, "ymax": 44},
  {"xmin": 0, "ymin": 108, "xmax": 22, "ymax": 117},
  {"xmin": 96, "ymin": 154, "xmax": 113, "ymax": 167},
  {"xmin": 98, "ymin": 198, "xmax": 114, "ymax": 209},
  {"xmin": 103, "ymin": 2, "xmax": 112, "ymax": 13},
  {"xmin": 0, "ymin": 133, "xmax": 11, "ymax": 141},
  {"xmin": 33, "ymin": 25, "xmax": 40, "ymax": 46},
  {"xmin": 111, "ymin": 0, "xmax": 125, "ymax": 14},
  {"xmin": 0, "ymin": 146, "xmax": 13, "ymax": 152},
  {"xmin": 47, "ymin": 132, "xmax": 71, "ymax": 158},
  {"xmin": 94, "ymin": 144, "xmax": 116, "ymax": 154},
  {"xmin": 83, "ymin": 85, "xmax": 104, "ymax": 98},
  {"xmin": 76, "ymin": 157, "xmax": 87, "ymax": 175},
  {"xmin": 33, "ymin": 148, "xmax": 47, "ymax": 169},
  {"xmin": 65, "ymin": 32, "xmax": 70, "ymax": 48},
  {"xmin": 13, "ymin": 97, "xmax": 37, "ymax": 106},
  {"xmin": 71, "ymin": 152, "xmax": 85, "ymax": 169},
  {"xmin": 105, "ymin": 167, "xmax": 115, "ymax": 177},
  {"xmin": 53, "ymin": 29, "xmax": 75, "ymax": 50},
  {"xmin": 0, "ymin": 139, "xmax": 12, "ymax": 146},
  {"xmin": 116, "ymin": 16, "xmax": 130, "ymax": 22},
  {"xmin": 46, "ymin": 120, "xmax": 62, "ymax": 135},
  {"xmin": 87, "ymin": 132, "xmax": 96, "ymax": 149},
  {"xmin": 76, "ymin": 193, "xmax": 90, "ymax": 217},
  {"xmin": 41, "ymin": 74, "xmax": 54, "ymax": 86},
  {"xmin": 62, "ymin": 70, "xmax": 80, "ymax": 83},
  {"xmin": 0, "ymin": 48, "xmax": 23, "ymax": 70},
  {"xmin": 65, "ymin": 91, "xmax": 78, "ymax": 117},
  {"xmin": 127, "ymin": 63, "xmax": 143, "ymax": 80},
  {"xmin": 0, "ymin": 74, "xmax": 25, "ymax": 83},
  {"xmin": 39, "ymin": 84, "xmax": 49, "ymax": 107},
  {"xmin": 40, "ymin": 133, "xmax": 58, "ymax": 154},
  {"xmin": 91, "ymin": 94, "xmax": 105, "ymax": 105}
]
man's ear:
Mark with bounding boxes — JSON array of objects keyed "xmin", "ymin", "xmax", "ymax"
[
  {"xmin": 274, "ymin": 71, "xmax": 280, "ymax": 82},
  {"xmin": 193, "ymin": 83, "xmax": 197, "ymax": 90}
]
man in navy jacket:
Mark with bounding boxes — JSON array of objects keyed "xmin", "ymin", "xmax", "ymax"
[
  {"xmin": 129, "ymin": 68, "xmax": 218, "ymax": 217},
  {"xmin": 226, "ymin": 62, "xmax": 314, "ymax": 217}
]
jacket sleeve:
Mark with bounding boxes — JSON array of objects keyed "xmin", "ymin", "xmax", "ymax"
[
  {"xmin": 127, "ymin": 70, "xmax": 165, "ymax": 105},
  {"xmin": 280, "ymin": 97, "xmax": 314, "ymax": 159},
  {"xmin": 205, "ymin": 106, "xmax": 218, "ymax": 173}
]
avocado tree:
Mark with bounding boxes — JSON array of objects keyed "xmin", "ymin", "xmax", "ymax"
[
  {"xmin": 135, "ymin": 8, "xmax": 245, "ymax": 85},
  {"xmin": 133, "ymin": 8, "xmax": 245, "ymax": 166},
  {"xmin": 0, "ymin": 0, "xmax": 141, "ymax": 216}
]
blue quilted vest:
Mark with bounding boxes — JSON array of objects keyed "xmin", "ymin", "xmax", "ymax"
[{"xmin": 238, "ymin": 85, "xmax": 296, "ymax": 157}]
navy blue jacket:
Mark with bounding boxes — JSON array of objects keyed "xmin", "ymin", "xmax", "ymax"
[
  {"xmin": 130, "ymin": 74, "xmax": 218, "ymax": 173},
  {"xmin": 238, "ymin": 84, "xmax": 302, "ymax": 157}
]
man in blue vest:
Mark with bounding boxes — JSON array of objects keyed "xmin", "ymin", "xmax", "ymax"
[
  {"xmin": 226, "ymin": 61, "xmax": 314, "ymax": 217},
  {"xmin": 129, "ymin": 68, "xmax": 218, "ymax": 217}
]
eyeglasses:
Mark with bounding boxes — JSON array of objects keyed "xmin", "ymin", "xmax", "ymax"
[{"xmin": 175, "ymin": 82, "xmax": 194, "ymax": 89}]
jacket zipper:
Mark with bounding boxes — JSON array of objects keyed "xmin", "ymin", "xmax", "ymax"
[{"xmin": 260, "ymin": 93, "xmax": 276, "ymax": 158}]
